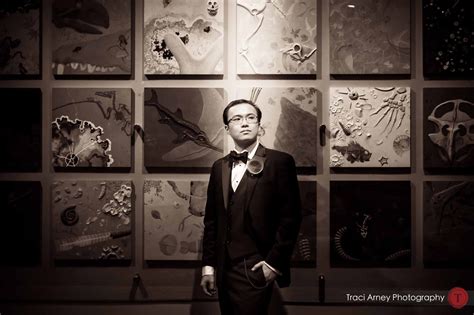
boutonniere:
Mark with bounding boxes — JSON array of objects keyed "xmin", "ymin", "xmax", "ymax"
[{"xmin": 247, "ymin": 155, "xmax": 265, "ymax": 176}]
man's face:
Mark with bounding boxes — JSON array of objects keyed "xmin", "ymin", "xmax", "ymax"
[{"xmin": 226, "ymin": 103, "xmax": 259, "ymax": 147}]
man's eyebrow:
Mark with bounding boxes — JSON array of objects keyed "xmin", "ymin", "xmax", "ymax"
[{"xmin": 231, "ymin": 114, "xmax": 255, "ymax": 117}]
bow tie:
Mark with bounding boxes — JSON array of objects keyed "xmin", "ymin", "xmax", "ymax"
[{"xmin": 229, "ymin": 150, "xmax": 248, "ymax": 163}]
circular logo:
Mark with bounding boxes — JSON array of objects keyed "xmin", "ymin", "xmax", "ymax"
[{"xmin": 448, "ymin": 287, "xmax": 469, "ymax": 309}]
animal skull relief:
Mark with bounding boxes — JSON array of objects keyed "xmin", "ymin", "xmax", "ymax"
[
  {"xmin": 428, "ymin": 99, "xmax": 474, "ymax": 163},
  {"xmin": 207, "ymin": 1, "xmax": 218, "ymax": 16}
]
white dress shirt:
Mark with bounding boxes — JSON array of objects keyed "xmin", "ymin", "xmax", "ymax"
[
  {"xmin": 202, "ymin": 142, "xmax": 281, "ymax": 277},
  {"xmin": 230, "ymin": 141, "xmax": 259, "ymax": 191}
]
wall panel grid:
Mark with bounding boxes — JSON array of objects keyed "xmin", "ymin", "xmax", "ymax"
[{"xmin": 0, "ymin": 0, "xmax": 473, "ymax": 308}]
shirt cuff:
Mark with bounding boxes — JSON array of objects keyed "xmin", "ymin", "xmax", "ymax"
[
  {"xmin": 202, "ymin": 265, "xmax": 215, "ymax": 276},
  {"xmin": 264, "ymin": 261, "xmax": 282, "ymax": 276}
]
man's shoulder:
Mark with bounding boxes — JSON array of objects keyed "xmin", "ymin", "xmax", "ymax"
[
  {"xmin": 264, "ymin": 147, "xmax": 295, "ymax": 163},
  {"xmin": 211, "ymin": 156, "xmax": 228, "ymax": 168}
]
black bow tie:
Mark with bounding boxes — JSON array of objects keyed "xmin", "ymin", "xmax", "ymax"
[{"xmin": 229, "ymin": 150, "xmax": 248, "ymax": 163}]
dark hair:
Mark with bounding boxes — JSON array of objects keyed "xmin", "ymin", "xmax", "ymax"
[{"xmin": 223, "ymin": 99, "xmax": 262, "ymax": 125}]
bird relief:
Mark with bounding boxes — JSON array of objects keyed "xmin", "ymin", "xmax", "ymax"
[{"xmin": 329, "ymin": 87, "xmax": 411, "ymax": 168}]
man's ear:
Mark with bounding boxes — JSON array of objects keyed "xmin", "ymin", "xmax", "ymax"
[
  {"xmin": 224, "ymin": 125, "xmax": 229, "ymax": 131},
  {"xmin": 257, "ymin": 124, "xmax": 264, "ymax": 137}
]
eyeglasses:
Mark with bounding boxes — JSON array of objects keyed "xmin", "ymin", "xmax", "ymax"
[{"xmin": 228, "ymin": 114, "xmax": 258, "ymax": 125}]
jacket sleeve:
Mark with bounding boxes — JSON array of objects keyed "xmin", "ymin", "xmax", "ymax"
[
  {"xmin": 201, "ymin": 161, "xmax": 219, "ymax": 268},
  {"xmin": 265, "ymin": 154, "xmax": 302, "ymax": 272}
]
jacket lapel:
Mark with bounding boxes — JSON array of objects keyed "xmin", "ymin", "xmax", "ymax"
[
  {"xmin": 221, "ymin": 156, "xmax": 231, "ymax": 210},
  {"xmin": 244, "ymin": 145, "xmax": 266, "ymax": 212}
]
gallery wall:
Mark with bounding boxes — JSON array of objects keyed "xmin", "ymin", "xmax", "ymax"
[{"xmin": 0, "ymin": 0, "xmax": 473, "ymax": 314}]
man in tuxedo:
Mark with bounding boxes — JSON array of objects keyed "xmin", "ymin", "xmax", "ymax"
[{"xmin": 201, "ymin": 99, "xmax": 302, "ymax": 314}]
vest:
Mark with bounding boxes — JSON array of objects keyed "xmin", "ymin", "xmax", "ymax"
[{"xmin": 225, "ymin": 172, "xmax": 258, "ymax": 260}]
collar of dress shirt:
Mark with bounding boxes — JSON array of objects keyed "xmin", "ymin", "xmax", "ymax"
[{"xmin": 232, "ymin": 141, "xmax": 259, "ymax": 161}]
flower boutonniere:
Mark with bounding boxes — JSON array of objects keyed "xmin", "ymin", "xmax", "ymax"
[{"xmin": 247, "ymin": 155, "xmax": 266, "ymax": 176}]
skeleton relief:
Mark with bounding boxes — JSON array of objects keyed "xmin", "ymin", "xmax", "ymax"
[
  {"xmin": 207, "ymin": 1, "xmax": 218, "ymax": 16},
  {"xmin": 428, "ymin": 99, "xmax": 474, "ymax": 164},
  {"xmin": 424, "ymin": 88, "xmax": 474, "ymax": 170}
]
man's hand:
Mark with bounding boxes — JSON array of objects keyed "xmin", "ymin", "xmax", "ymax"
[
  {"xmin": 201, "ymin": 274, "xmax": 216, "ymax": 296},
  {"xmin": 251, "ymin": 261, "xmax": 277, "ymax": 283}
]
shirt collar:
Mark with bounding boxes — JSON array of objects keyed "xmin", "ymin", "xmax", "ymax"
[{"xmin": 233, "ymin": 141, "xmax": 259, "ymax": 160}]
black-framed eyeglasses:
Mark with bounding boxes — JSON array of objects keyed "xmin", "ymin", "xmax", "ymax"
[{"xmin": 228, "ymin": 114, "xmax": 258, "ymax": 125}]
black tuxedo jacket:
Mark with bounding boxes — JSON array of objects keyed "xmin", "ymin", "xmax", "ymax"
[{"xmin": 202, "ymin": 144, "xmax": 302, "ymax": 288}]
